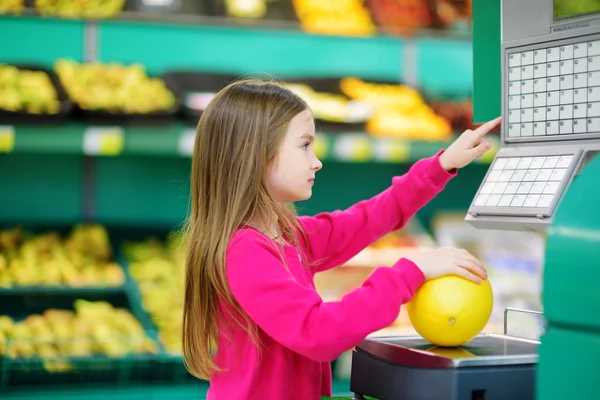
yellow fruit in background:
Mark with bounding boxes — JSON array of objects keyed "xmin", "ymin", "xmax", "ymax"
[{"xmin": 407, "ymin": 276, "xmax": 493, "ymax": 347}]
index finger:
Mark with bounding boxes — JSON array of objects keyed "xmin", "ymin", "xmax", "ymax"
[{"xmin": 472, "ymin": 116, "xmax": 502, "ymax": 138}]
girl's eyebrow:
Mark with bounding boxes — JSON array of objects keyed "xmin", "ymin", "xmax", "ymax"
[{"xmin": 299, "ymin": 133, "xmax": 314, "ymax": 139}]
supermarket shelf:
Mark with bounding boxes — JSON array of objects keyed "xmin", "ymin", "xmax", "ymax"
[{"xmin": 1, "ymin": 124, "xmax": 499, "ymax": 163}]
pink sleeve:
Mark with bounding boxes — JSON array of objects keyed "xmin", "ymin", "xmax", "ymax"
[
  {"xmin": 298, "ymin": 151, "xmax": 456, "ymax": 273},
  {"xmin": 226, "ymin": 231, "xmax": 425, "ymax": 363}
]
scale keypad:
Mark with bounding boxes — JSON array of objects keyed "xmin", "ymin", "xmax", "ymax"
[
  {"xmin": 507, "ymin": 38, "xmax": 600, "ymax": 138},
  {"xmin": 473, "ymin": 155, "xmax": 574, "ymax": 210}
]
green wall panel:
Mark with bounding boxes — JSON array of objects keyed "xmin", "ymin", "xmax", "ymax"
[
  {"xmin": 97, "ymin": 22, "xmax": 404, "ymax": 80},
  {"xmin": 0, "ymin": 154, "xmax": 83, "ymax": 225},
  {"xmin": 472, "ymin": 0, "xmax": 501, "ymax": 122},
  {"xmin": 0, "ymin": 16, "xmax": 84, "ymax": 65},
  {"xmin": 415, "ymin": 37, "xmax": 473, "ymax": 97}
]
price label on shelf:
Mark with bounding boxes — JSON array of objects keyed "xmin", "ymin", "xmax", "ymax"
[
  {"xmin": 0, "ymin": 125, "xmax": 15, "ymax": 153},
  {"xmin": 372, "ymin": 139, "xmax": 410, "ymax": 162},
  {"xmin": 83, "ymin": 127, "xmax": 124, "ymax": 156},
  {"xmin": 333, "ymin": 134, "xmax": 372, "ymax": 162},
  {"xmin": 178, "ymin": 129, "xmax": 196, "ymax": 157}
]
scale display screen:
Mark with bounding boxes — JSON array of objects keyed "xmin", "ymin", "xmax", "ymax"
[{"xmin": 554, "ymin": 0, "xmax": 600, "ymax": 21}]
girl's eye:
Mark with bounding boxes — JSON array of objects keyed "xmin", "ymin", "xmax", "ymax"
[{"xmin": 302, "ymin": 142, "xmax": 310, "ymax": 150}]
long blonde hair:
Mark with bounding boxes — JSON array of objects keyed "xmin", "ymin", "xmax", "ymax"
[{"xmin": 182, "ymin": 79, "xmax": 309, "ymax": 380}]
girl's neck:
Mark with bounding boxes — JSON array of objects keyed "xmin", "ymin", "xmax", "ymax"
[{"xmin": 247, "ymin": 213, "xmax": 281, "ymax": 242}]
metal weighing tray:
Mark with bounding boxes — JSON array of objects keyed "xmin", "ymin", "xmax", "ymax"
[{"xmin": 350, "ymin": 308, "xmax": 541, "ymax": 400}]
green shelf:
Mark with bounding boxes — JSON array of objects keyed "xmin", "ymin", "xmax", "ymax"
[
  {"xmin": 1, "ymin": 124, "xmax": 498, "ymax": 164},
  {"xmin": 0, "ymin": 286, "xmax": 126, "ymax": 296}
]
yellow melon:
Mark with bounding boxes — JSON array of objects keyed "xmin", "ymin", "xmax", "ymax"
[{"xmin": 407, "ymin": 276, "xmax": 493, "ymax": 347}]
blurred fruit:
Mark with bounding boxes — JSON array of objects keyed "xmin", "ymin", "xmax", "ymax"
[
  {"xmin": 432, "ymin": 99, "xmax": 475, "ymax": 132},
  {"xmin": 0, "ymin": 65, "xmax": 61, "ymax": 114},
  {"xmin": 407, "ymin": 276, "xmax": 494, "ymax": 347},
  {"xmin": 340, "ymin": 77, "xmax": 452, "ymax": 140},
  {"xmin": 225, "ymin": 0, "xmax": 267, "ymax": 18},
  {"xmin": 1, "ymin": 300, "xmax": 158, "ymax": 370},
  {"xmin": 35, "ymin": 0, "xmax": 125, "ymax": 18},
  {"xmin": 0, "ymin": 224, "xmax": 125, "ymax": 288},
  {"xmin": 0, "ymin": 0, "xmax": 24, "ymax": 14},
  {"xmin": 124, "ymin": 232, "xmax": 185, "ymax": 355},
  {"xmin": 369, "ymin": 0, "xmax": 433, "ymax": 36},
  {"xmin": 293, "ymin": 0, "xmax": 376, "ymax": 36},
  {"xmin": 54, "ymin": 59, "xmax": 176, "ymax": 114}
]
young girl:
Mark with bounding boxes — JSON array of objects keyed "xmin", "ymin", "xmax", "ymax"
[{"xmin": 182, "ymin": 78, "xmax": 501, "ymax": 400}]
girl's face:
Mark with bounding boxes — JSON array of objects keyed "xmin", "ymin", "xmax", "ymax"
[{"xmin": 266, "ymin": 110, "xmax": 323, "ymax": 204}]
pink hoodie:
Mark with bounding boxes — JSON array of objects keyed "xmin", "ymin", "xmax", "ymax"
[{"xmin": 207, "ymin": 151, "xmax": 456, "ymax": 399}]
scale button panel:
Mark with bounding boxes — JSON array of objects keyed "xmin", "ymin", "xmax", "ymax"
[
  {"xmin": 469, "ymin": 152, "xmax": 581, "ymax": 217},
  {"xmin": 506, "ymin": 36, "xmax": 600, "ymax": 141}
]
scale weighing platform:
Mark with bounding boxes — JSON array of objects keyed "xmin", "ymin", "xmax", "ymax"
[{"xmin": 349, "ymin": 0, "xmax": 600, "ymax": 399}]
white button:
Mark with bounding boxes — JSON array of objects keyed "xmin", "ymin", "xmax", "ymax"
[
  {"xmin": 589, "ymin": 40, "xmax": 600, "ymax": 56},
  {"xmin": 506, "ymin": 158, "xmax": 521, "ymax": 169},
  {"xmin": 547, "ymin": 62, "xmax": 560, "ymax": 76},
  {"xmin": 547, "ymin": 47, "xmax": 560, "ymax": 62},
  {"xmin": 499, "ymin": 195, "xmax": 514, "ymax": 207},
  {"xmin": 537, "ymin": 194, "xmax": 554, "ymax": 208},
  {"xmin": 487, "ymin": 170, "xmax": 502, "ymax": 181},
  {"xmin": 574, "ymin": 73, "xmax": 588, "ymax": 89},
  {"xmin": 480, "ymin": 182, "xmax": 495, "ymax": 194},
  {"xmin": 492, "ymin": 182, "xmax": 508, "ymax": 194},
  {"xmin": 521, "ymin": 122, "xmax": 534, "ymax": 136},
  {"xmin": 521, "ymin": 108, "xmax": 534, "ymax": 122},
  {"xmin": 509, "ymin": 53, "xmax": 520, "ymax": 67},
  {"xmin": 547, "ymin": 76, "xmax": 560, "ymax": 91},
  {"xmin": 574, "ymin": 43, "xmax": 588, "ymax": 58},
  {"xmin": 522, "ymin": 94, "xmax": 534, "ymax": 108},
  {"xmin": 511, "ymin": 170, "xmax": 527, "ymax": 181},
  {"xmin": 534, "ymin": 64, "xmax": 547, "ymax": 79},
  {"xmin": 509, "ymin": 95, "xmax": 521, "ymax": 109},
  {"xmin": 560, "ymin": 74, "xmax": 574, "ymax": 89},
  {"xmin": 475, "ymin": 194, "xmax": 489, "ymax": 206},
  {"xmin": 525, "ymin": 195, "xmax": 541, "ymax": 207},
  {"xmin": 492, "ymin": 158, "xmax": 508, "ymax": 169},
  {"xmin": 589, "ymin": 55, "xmax": 600, "ymax": 71},
  {"xmin": 544, "ymin": 181, "xmax": 561, "ymax": 194},
  {"xmin": 534, "ymin": 78, "xmax": 547, "ymax": 92},
  {"xmin": 508, "ymin": 123, "xmax": 521, "ymax": 137},
  {"xmin": 499, "ymin": 170, "xmax": 515, "ymax": 181},
  {"xmin": 546, "ymin": 120, "xmax": 560, "ymax": 135},
  {"xmin": 524, "ymin": 169, "xmax": 540, "ymax": 181},
  {"xmin": 560, "ymin": 59, "xmax": 574, "ymax": 74},
  {"xmin": 547, "ymin": 91, "xmax": 560, "ymax": 106},
  {"xmin": 574, "ymin": 118, "xmax": 587, "ymax": 133},
  {"xmin": 588, "ymin": 102, "xmax": 600, "ymax": 117},
  {"xmin": 574, "ymin": 58, "xmax": 588, "ymax": 73},
  {"xmin": 509, "ymin": 109, "xmax": 521, "ymax": 123},
  {"xmin": 534, "ymin": 49, "xmax": 547, "ymax": 64},
  {"xmin": 574, "ymin": 104, "xmax": 587, "ymax": 118},
  {"xmin": 517, "ymin": 157, "xmax": 533, "ymax": 169},
  {"xmin": 560, "ymin": 104, "xmax": 574, "ymax": 119},
  {"xmin": 534, "ymin": 93, "xmax": 547, "ymax": 107},
  {"xmin": 522, "ymin": 51, "xmax": 534, "ymax": 65},
  {"xmin": 547, "ymin": 106, "xmax": 560, "ymax": 120},
  {"xmin": 530, "ymin": 182, "xmax": 546, "ymax": 194},
  {"xmin": 531, "ymin": 157, "xmax": 546, "ymax": 169},
  {"xmin": 589, "ymin": 87, "xmax": 600, "ymax": 102},
  {"xmin": 588, "ymin": 117, "xmax": 600, "ymax": 131},
  {"xmin": 559, "ymin": 119, "xmax": 573, "ymax": 134},
  {"xmin": 560, "ymin": 45, "xmax": 574, "ymax": 60},
  {"xmin": 533, "ymin": 122, "xmax": 546, "ymax": 135},
  {"xmin": 521, "ymin": 80, "xmax": 534, "ymax": 94},
  {"xmin": 509, "ymin": 67, "xmax": 521, "ymax": 81},
  {"xmin": 560, "ymin": 90, "xmax": 574, "ymax": 104},
  {"xmin": 521, "ymin": 65, "xmax": 534, "ymax": 80},
  {"xmin": 486, "ymin": 194, "xmax": 502, "ymax": 207},
  {"xmin": 543, "ymin": 156, "xmax": 560, "ymax": 168},
  {"xmin": 511, "ymin": 195, "xmax": 526, "ymax": 207},
  {"xmin": 589, "ymin": 71, "xmax": 600, "ymax": 86},
  {"xmin": 537, "ymin": 169, "xmax": 553, "ymax": 181},
  {"xmin": 505, "ymin": 182, "xmax": 520, "ymax": 194},
  {"xmin": 534, "ymin": 108, "xmax": 546, "ymax": 122},
  {"xmin": 509, "ymin": 82, "xmax": 521, "ymax": 95},
  {"xmin": 517, "ymin": 182, "xmax": 533, "ymax": 194}
]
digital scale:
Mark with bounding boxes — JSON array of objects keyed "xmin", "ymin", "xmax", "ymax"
[{"xmin": 349, "ymin": 1, "xmax": 600, "ymax": 399}]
